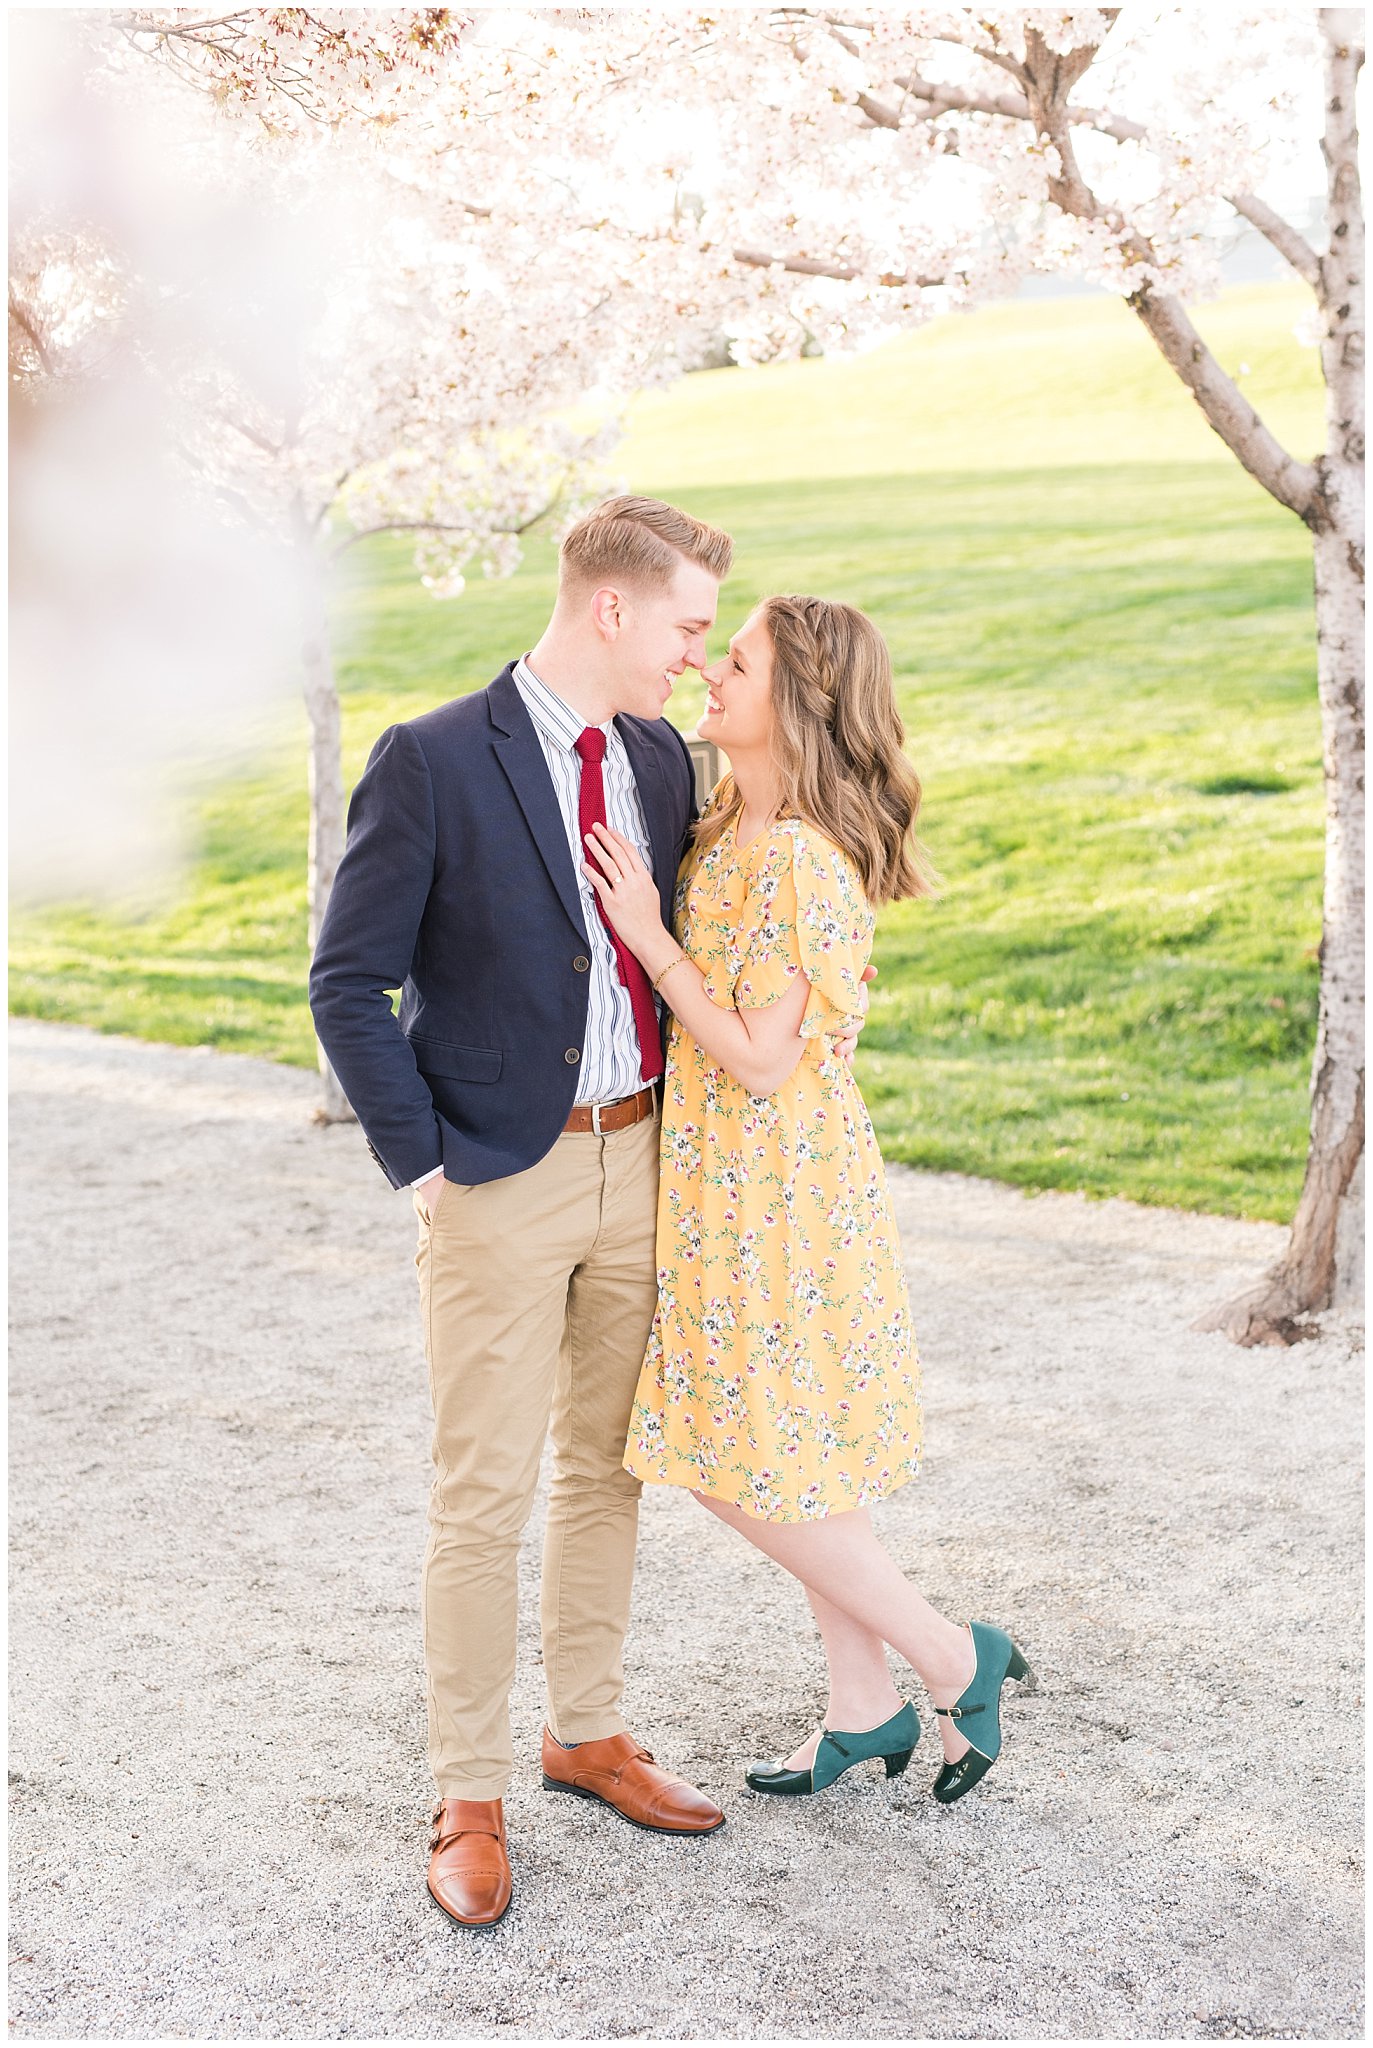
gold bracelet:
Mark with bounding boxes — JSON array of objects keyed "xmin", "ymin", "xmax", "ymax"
[{"xmin": 651, "ymin": 951, "xmax": 690, "ymax": 995}]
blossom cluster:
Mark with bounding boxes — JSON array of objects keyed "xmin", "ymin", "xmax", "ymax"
[
  {"xmin": 101, "ymin": 9, "xmax": 465, "ymax": 128},
  {"xmin": 425, "ymin": 6, "xmax": 1318, "ymax": 357}
]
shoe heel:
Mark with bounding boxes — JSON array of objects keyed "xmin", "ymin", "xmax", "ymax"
[
  {"xmin": 1006, "ymin": 1645, "xmax": 1036, "ymax": 1690},
  {"xmin": 884, "ymin": 1747, "xmax": 914, "ymax": 1778}
]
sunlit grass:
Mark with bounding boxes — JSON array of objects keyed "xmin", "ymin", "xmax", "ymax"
[{"xmin": 10, "ymin": 282, "xmax": 1325, "ymax": 1218}]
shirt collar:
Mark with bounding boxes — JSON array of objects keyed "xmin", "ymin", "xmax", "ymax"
[{"xmin": 513, "ymin": 655, "xmax": 611, "ymax": 754}]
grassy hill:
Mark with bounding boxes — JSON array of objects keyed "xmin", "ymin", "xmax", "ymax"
[{"xmin": 10, "ymin": 281, "xmax": 1326, "ymax": 1218}]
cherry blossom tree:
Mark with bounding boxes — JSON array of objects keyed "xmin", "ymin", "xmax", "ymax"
[
  {"xmin": 9, "ymin": 10, "xmax": 677, "ymax": 1120},
  {"xmin": 462, "ymin": 5, "xmax": 1359, "ymax": 1344}
]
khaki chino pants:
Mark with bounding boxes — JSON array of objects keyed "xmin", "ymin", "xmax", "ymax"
[{"xmin": 413, "ymin": 1112, "xmax": 660, "ymax": 1799}]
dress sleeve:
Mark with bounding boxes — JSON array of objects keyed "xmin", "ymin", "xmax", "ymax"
[{"xmin": 723, "ymin": 827, "xmax": 873, "ymax": 1040}]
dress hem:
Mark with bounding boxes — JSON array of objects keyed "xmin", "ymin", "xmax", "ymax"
[{"xmin": 622, "ymin": 1459, "xmax": 921, "ymax": 1525}]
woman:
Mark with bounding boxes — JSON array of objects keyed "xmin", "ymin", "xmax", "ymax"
[{"xmin": 584, "ymin": 594, "xmax": 1033, "ymax": 1805}]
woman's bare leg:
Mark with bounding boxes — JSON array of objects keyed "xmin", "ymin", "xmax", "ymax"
[
  {"xmin": 777, "ymin": 1588, "xmax": 906, "ymax": 1771},
  {"xmin": 694, "ymin": 1492, "xmax": 978, "ymax": 1762}
]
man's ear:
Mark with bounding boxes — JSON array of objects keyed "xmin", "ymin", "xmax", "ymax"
[{"xmin": 589, "ymin": 584, "xmax": 623, "ymax": 641}]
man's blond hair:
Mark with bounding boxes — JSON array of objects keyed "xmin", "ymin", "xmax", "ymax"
[{"xmin": 559, "ymin": 495, "xmax": 733, "ymax": 594}]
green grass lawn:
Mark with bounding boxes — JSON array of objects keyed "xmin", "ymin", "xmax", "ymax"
[{"xmin": 10, "ymin": 282, "xmax": 1326, "ymax": 1219}]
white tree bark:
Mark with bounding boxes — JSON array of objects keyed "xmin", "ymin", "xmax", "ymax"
[
  {"xmin": 298, "ymin": 538, "xmax": 355, "ymax": 1125},
  {"xmin": 1008, "ymin": 16, "xmax": 1365, "ymax": 1340},
  {"xmin": 1197, "ymin": 517, "xmax": 1365, "ymax": 1339},
  {"xmin": 1198, "ymin": 14, "xmax": 1365, "ymax": 1338}
]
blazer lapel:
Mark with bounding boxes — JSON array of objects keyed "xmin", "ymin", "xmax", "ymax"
[
  {"xmin": 617, "ymin": 716, "xmax": 679, "ymax": 927},
  {"xmin": 488, "ymin": 669, "xmax": 589, "ymax": 942}
]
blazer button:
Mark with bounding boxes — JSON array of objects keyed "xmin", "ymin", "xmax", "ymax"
[
  {"xmin": 564, "ymin": 1048, "xmax": 580, "ymax": 1064},
  {"xmin": 573, "ymin": 956, "xmax": 590, "ymax": 973}
]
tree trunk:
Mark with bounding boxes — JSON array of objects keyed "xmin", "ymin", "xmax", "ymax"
[
  {"xmin": 1196, "ymin": 522, "xmax": 1365, "ymax": 1343},
  {"xmin": 1195, "ymin": 12, "xmax": 1365, "ymax": 1343},
  {"xmin": 300, "ymin": 551, "xmax": 355, "ymax": 1126}
]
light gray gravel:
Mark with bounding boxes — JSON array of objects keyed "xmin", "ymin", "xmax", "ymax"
[{"xmin": 8, "ymin": 1017, "xmax": 1364, "ymax": 2041}]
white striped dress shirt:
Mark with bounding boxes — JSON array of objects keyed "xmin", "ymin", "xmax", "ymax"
[{"xmin": 511, "ymin": 655, "xmax": 659, "ymax": 1105}]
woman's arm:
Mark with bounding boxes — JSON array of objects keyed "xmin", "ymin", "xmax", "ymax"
[{"xmin": 584, "ymin": 822, "xmax": 811, "ymax": 1096}]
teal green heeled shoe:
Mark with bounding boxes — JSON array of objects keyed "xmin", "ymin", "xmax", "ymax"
[
  {"xmin": 745, "ymin": 1700, "xmax": 920, "ymax": 1796},
  {"xmin": 931, "ymin": 1620, "xmax": 1035, "ymax": 1806}
]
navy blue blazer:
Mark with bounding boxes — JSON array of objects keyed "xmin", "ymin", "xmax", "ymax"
[{"xmin": 308, "ymin": 663, "xmax": 698, "ymax": 1189}]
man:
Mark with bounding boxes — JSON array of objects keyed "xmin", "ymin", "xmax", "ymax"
[{"xmin": 310, "ymin": 497, "xmax": 734, "ymax": 1928}]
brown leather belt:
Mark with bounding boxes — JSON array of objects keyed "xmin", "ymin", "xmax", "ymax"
[{"xmin": 563, "ymin": 1084, "xmax": 659, "ymax": 1135}]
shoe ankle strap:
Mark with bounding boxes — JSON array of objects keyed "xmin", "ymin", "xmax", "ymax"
[{"xmin": 430, "ymin": 1798, "xmax": 503, "ymax": 1845}]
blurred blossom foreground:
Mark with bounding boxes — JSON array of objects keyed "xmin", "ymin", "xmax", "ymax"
[
  {"xmin": 11, "ymin": 374, "xmax": 300, "ymax": 905},
  {"xmin": 7, "ymin": 15, "xmax": 330, "ymax": 902},
  {"xmin": 7, "ymin": 10, "xmax": 473, "ymax": 906}
]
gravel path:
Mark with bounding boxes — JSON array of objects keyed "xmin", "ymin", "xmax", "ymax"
[{"xmin": 8, "ymin": 1018, "xmax": 1364, "ymax": 2041}]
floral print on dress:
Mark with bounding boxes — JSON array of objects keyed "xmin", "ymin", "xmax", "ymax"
[{"xmin": 623, "ymin": 792, "xmax": 922, "ymax": 1523}]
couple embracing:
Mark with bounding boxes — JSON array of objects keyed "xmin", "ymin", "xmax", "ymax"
[{"xmin": 310, "ymin": 496, "xmax": 1032, "ymax": 1929}]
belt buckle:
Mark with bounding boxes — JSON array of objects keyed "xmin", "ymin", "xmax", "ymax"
[
  {"xmin": 589, "ymin": 1084, "xmax": 654, "ymax": 1136},
  {"xmin": 591, "ymin": 1096, "xmax": 624, "ymax": 1135}
]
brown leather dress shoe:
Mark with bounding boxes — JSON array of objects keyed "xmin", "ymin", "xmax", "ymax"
[
  {"xmin": 426, "ymin": 1798, "xmax": 512, "ymax": 1927},
  {"xmin": 541, "ymin": 1728, "xmax": 725, "ymax": 1834}
]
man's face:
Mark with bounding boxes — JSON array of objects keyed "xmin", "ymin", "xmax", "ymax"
[{"xmin": 600, "ymin": 557, "xmax": 721, "ymax": 721}]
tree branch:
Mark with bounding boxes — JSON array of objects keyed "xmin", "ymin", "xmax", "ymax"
[
  {"xmin": 888, "ymin": 68, "xmax": 1324, "ymax": 292},
  {"xmin": 331, "ymin": 504, "xmax": 558, "ymax": 562},
  {"xmin": 732, "ymin": 246, "xmax": 940, "ymax": 288},
  {"xmin": 1127, "ymin": 287, "xmax": 1321, "ymax": 518},
  {"xmin": 855, "ymin": 90, "xmax": 900, "ymax": 129},
  {"xmin": 312, "ymin": 469, "xmax": 356, "ymax": 535},
  {"xmin": 217, "ymin": 410, "xmax": 284, "ymax": 456},
  {"xmin": 8, "ymin": 288, "xmax": 55, "ymax": 377},
  {"xmin": 1225, "ymin": 194, "xmax": 1324, "ymax": 289},
  {"xmin": 894, "ymin": 68, "xmax": 1145, "ymax": 141},
  {"xmin": 118, "ymin": 12, "xmax": 252, "ymax": 48},
  {"xmin": 331, "ymin": 517, "xmax": 478, "ymax": 560},
  {"xmin": 179, "ymin": 462, "xmax": 264, "ymax": 534}
]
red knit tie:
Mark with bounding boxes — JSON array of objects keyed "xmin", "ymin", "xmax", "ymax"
[{"xmin": 574, "ymin": 726, "xmax": 664, "ymax": 1085}]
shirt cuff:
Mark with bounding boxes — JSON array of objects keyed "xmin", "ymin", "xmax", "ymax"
[{"xmin": 409, "ymin": 1166, "xmax": 443, "ymax": 1188}]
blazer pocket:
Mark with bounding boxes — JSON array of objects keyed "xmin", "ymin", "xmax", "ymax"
[{"xmin": 406, "ymin": 1034, "xmax": 503, "ymax": 1083}]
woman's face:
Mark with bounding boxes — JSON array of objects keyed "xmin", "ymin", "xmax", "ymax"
[{"xmin": 697, "ymin": 609, "xmax": 774, "ymax": 757}]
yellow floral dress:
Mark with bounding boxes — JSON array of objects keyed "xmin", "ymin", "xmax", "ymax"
[{"xmin": 622, "ymin": 797, "xmax": 922, "ymax": 1522}]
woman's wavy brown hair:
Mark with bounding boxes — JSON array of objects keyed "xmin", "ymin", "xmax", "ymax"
[{"xmin": 694, "ymin": 595, "xmax": 937, "ymax": 906}]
